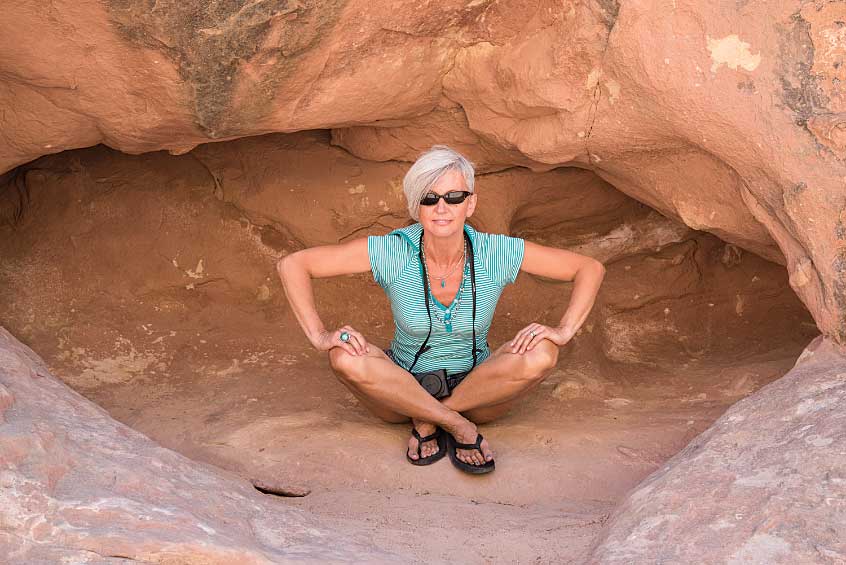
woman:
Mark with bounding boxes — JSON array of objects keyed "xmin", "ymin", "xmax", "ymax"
[{"xmin": 277, "ymin": 146, "xmax": 604, "ymax": 474}]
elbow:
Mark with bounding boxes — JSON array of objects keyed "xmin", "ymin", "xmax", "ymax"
[
  {"xmin": 591, "ymin": 258, "xmax": 606, "ymax": 282},
  {"xmin": 276, "ymin": 252, "xmax": 302, "ymax": 283},
  {"xmin": 595, "ymin": 259, "xmax": 606, "ymax": 276}
]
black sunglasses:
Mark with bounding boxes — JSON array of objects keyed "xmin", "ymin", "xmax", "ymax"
[{"xmin": 419, "ymin": 190, "xmax": 473, "ymax": 206}]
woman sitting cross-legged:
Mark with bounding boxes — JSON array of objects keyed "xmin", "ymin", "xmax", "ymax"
[{"xmin": 277, "ymin": 145, "xmax": 605, "ymax": 474}]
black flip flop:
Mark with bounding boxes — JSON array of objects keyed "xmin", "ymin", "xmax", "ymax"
[
  {"xmin": 406, "ymin": 427, "xmax": 447, "ymax": 466},
  {"xmin": 446, "ymin": 432, "xmax": 495, "ymax": 474}
]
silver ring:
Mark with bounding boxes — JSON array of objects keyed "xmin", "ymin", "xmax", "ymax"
[
  {"xmin": 529, "ymin": 331, "xmax": 536, "ymax": 338},
  {"xmin": 339, "ymin": 331, "xmax": 350, "ymax": 343}
]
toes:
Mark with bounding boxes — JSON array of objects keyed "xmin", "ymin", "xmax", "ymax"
[
  {"xmin": 410, "ymin": 437, "xmax": 440, "ymax": 459},
  {"xmin": 455, "ymin": 443, "xmax": 493, "ymax": 466},
  {"xmin": 458, "ymin": 449, "xmax": 481, "ymax": 465},
  {"xmin": 482, "ymin": 440, "xmax": 494, "ymax": 462}
]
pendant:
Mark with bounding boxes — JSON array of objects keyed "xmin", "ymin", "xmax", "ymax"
[{"xmin": 441, "ymin": 279, "xmax": 446, "ymax": 288}]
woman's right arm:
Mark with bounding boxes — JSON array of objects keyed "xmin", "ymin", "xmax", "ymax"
[{"xmin": 276, "ymin": 237, "xmax": 372, "ymax": 355}]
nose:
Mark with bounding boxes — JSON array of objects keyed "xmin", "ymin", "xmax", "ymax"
[{"xmin": 435, "ymin": 197, "xmax": 449, "ymax": 213}]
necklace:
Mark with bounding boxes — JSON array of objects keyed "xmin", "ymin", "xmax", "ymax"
[
  {"xmin": 426, "ymin": 262, "xmax": 469, "ymax": 333},
  {"xmin": 422, "ymin": 238, "xmax": 467, "ymax": 288}
]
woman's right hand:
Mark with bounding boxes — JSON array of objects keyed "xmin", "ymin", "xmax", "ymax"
[{"xmin": 312, "ymin": 325, "xmax": 371, "ymax": 356}]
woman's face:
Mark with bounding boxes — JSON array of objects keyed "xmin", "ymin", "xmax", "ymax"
[{"xmin": 418, "ymin": 169, "xmax": 476, "ymax": 239}]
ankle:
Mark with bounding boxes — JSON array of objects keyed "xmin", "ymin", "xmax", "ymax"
[
  {"xmin": 413, "ymin": 419, "xmax": 436, "ymax": 433},
  {"xmin": 442, "ymin": 413, "xmax": 474, "ymax": 438}
]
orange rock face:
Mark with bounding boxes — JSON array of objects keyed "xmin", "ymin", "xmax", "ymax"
[{"xmin": 0, "ymin": 0, "xmax": 843, "ymax": 345}]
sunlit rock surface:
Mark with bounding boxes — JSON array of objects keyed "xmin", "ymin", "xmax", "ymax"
[
  {"xmin": 0, "ymin": 327, "xmax": 388, "ymax": 564},
  {"xmin": 589, "ymin": 336, "xmax": 846, "ymax": 564}
]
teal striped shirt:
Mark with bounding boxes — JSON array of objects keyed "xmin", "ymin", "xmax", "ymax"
[{"xmin": 368, "ymin": 223, "xmax": 525, "ymax": 374}]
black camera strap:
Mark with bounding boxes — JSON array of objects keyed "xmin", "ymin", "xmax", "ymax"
[{"xmin": 406, "ymin": 229, "xmax": 478, "ymax": 373}]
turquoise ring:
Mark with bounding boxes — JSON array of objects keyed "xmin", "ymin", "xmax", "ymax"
[{"xmin": 339, "ymin": 331, "xmax": 350, "ymax": 343}]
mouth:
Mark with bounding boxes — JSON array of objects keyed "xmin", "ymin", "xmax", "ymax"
[{"xmin": 432, "ymin": 219, "xmax": 452, "ymax": 225}]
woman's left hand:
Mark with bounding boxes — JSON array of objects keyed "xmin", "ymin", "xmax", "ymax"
[{"xmin": 509, "ymin": 323, "xmax": 576, "ymax": 354}]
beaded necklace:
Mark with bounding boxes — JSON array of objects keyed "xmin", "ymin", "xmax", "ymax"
[{"xmin": 422, "ymin": 241, "xmax": 469, "ymax": 333}]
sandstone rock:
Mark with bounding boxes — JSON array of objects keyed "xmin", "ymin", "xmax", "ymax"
[
  {"xmin": 0, "ymin": 326, "xmax": 389, "ymax": 563},
  {"xmin": 0, "ymin": 0, "xmax": 844, "ymax": 345},
  {"xmin": 441, "ymin": 0, "xmax": 612, "ymax": 164},
  {"xmin": 588, "ymin": 336, "xmax": 846, "ymax": 563},
  {"xmin": 0, "ymin": 383, "xmax": 13, "ymax": 424},
  {"xmin": 331, "ymin": 100, "xmax": 545, "ymax": 174},
  {"xmin": 586, "ymin": 0, "xmax": 846, "ymax": 344}
]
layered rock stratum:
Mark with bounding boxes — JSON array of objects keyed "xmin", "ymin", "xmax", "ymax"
[{"xmin": 1, "ymin": 0, "xmax": 844, "ymax": 344}]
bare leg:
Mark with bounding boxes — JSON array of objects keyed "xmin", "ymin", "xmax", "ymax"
[
  {"xmin": 333, "ymin": 365, "xmax": 442, "ymax": 461},
  {"xmin": 327, "ymin": 347, "xmax": 491, "ymax": 463},
  {"xmin": 400, "ymin": 339, "xmax": 559, "ymax": 464},
  {"xmin": 443, "ymin": 339, "xmax": 559, "ymax": 415},
  {"xmin": 341, "ymin": 383, "xmax": 410, "ymax": 424},
  {"xmin": 440, "ymin": 339, "xmax": 559, "ymax": 463}
]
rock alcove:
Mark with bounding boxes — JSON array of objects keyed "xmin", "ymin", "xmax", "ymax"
[
  {"xmin": 2, "ymin": 0, "xmax": 846, "ymax": 562},
  {"xmin": 0, "ymin": 130, "xmax": 822, "ymax": 562}
]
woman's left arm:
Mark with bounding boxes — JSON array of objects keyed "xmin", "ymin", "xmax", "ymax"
[{"xmin": 510, "ymin": 241, "xmax": 606, "ymax": 354}]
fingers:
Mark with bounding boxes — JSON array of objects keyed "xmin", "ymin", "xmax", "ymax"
[
  {"xmin": 525, "ymin": 325, "xmax": 550, "ymax": 351},
  {"xmin": 338, "ymin": 325, "xmax": 370, "ymax": 356},
  {"xmin": 510, "ymin": 323, "xmax": 547, "ymax": 354},
  {"xmin": 335, "ymin": 339, "xmax": 358, "ymax": 356}
]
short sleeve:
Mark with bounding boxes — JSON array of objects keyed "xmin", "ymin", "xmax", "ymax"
[
  {"xmin": 367, "ymin": 234, "xmax": 412, "ymax": 289},
  {"xmin": 478, "ymin": 233, "xmax": 525, "ymax": 286}
]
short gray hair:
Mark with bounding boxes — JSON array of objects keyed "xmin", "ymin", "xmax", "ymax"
[{"xmin": 403, "ymin": 145, "xmax": 475, "ymax": 221}]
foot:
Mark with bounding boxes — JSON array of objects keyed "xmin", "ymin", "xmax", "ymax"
[
  {"xmin": 407, "ymin": 419, "xmax": 441, "ymax": 461},
  {"xmin": 448, "ymin": 418, "xmax": 495, "ymax": 467}
]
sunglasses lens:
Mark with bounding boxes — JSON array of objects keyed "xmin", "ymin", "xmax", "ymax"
[
  {"xmin": 444, "ymin": 191, "xmax": 468, "ymax": 204},
  {"xmin": 419, "ymin": 191, "xmax": 471, "ymax": 206}
]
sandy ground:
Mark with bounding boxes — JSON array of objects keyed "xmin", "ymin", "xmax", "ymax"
[
  {"xmin": 0, "ymin": 140, "xmax": 820, "ymax": 563},
  {"xmin": 36, "ymin": 305, "xmax": 810, "ymax": 564}
]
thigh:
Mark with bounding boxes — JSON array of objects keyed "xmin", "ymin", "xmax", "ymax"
[{"xmin": 485, "ymin": 338, "xmax": 558, "ymax": 375}]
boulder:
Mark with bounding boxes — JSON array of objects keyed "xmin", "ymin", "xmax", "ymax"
[
  {"xmin": 0, "ymin": 326, "xmax": 389, "ymax": 563},
  {"xmin": 589, "ymin": 336, "xmax": 846, "ymax": 564}
]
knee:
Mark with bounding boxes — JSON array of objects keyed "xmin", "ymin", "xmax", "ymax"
[
  {"xmin": 328, "ymin": 348, "xmax": 369, "ymax": 385},
  {"xmin": 519, "ymin": 341, "xmax": 558, "ymax": 383}
]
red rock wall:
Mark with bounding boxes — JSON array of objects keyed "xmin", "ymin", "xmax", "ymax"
[{"xmin": 1, "ymin": 0, "xmax": 844, "ymax": 343}]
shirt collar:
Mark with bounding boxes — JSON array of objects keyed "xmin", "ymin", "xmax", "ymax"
[{"xmin": 389, "ymin": 222, "xmax": 476, "ymax": 252}]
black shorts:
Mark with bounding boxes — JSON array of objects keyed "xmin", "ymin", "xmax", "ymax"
[{"xmin": 384, "ymin": 348, "xmax": 471, "ymax": 390}]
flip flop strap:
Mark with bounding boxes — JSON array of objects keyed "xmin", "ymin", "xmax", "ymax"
[
  {"xmin": 451, "ymin": 433, "xmax": 483, "ymax": 452},
  {"xmin": 412, "ymin": 427, "xmax": 440, "ymax": 457}
]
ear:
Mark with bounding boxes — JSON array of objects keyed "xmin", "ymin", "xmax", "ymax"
[{"xmin": 465, "ymin": 193, "xmax": 477, "ymax": 218}]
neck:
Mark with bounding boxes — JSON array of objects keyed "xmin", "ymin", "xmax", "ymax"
[{"xmin": 423, "ymin": 229, "xmax": 464, "ymax": 267}]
